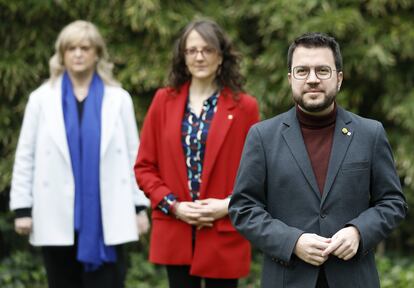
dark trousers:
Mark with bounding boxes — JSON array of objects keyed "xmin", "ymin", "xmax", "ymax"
[
  {"xmin": 166, "ymin": 265, "xmax": 238, "ymax": 288},
  {"xmin": 41, "ymin": 245, "xmax": 126, "ymax": 288},
  {"xmin": 316, "ymin": 266, "xmax": 329, "ymax": 288}
]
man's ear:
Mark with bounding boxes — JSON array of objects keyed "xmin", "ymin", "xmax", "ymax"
[{"xmin": 337, "ymin": 71, "xmax": 343, "ymax": 90}]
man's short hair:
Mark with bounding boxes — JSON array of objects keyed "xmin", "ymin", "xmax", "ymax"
[{"xmin": 287, "ymin": 32, "xmax": 343, "ymax": 72}]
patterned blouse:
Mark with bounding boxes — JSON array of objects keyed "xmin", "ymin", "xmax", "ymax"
[{"xmin": 158, "ymin": 92, "xmax": 219, "ymax": 214}]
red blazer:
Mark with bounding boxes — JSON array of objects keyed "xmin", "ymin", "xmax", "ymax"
[{"xmin": 134, "ymin": 82, "xmax": 259, "ymax": 278}]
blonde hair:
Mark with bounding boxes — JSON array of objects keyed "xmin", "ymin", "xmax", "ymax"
[{"xmin": 49, "ymin": 20, "xmax": 119, "ymax": 86}]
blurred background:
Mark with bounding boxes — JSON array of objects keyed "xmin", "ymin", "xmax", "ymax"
[{"xmin": 1, "ymin": 0, "xmax": 413, "ymax": 287}]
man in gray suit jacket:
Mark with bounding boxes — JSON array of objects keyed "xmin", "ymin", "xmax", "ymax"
[{"xmin": 228, "ymin": 32, "xmax": 407, "ymax": 288}]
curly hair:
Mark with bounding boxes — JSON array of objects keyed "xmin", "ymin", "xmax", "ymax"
[
  {"xmin": 169, "ymin": 19, "xmax": 245, "ymax": 97},
  {"xmin": 49, "ymin": 20, "xmax": 119, "ymax": 86}
]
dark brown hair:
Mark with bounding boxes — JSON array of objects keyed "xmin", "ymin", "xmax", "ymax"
[
  {"xmin": 169, "ymin": 19, "xmax": 245, "ymax": 96},
  {"xmin": 287, "ymin": 32, "xmax": 343, "ymax": 72}
]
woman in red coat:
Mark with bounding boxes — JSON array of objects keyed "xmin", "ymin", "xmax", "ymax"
[{"xmin": 134, "ymin": 19, "xmax": 259, "ymax": 288}]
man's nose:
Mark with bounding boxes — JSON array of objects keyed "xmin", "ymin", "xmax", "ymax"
[{"xmin": 306, "ymin": 69, "xmax": 320, "ymax": 83}]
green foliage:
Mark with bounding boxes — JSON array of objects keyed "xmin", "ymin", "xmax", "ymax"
[
  {"xmin": 377, "ymin": 255, "xmax": 414, "ymax": 287},
  {"xmin": 125, "ymin": 244, "xmax": 168, "ymax": 288},
  {"xmin": 2, "ymin": 249, "xmax": 414, "ymax": 288},
  {"xmin": 1, "ymin": 0, "xmax": 414, "ymax": 283},
  {"xmin": 0, "ymin": 250, "xmax": 46, "ymax": 288}
]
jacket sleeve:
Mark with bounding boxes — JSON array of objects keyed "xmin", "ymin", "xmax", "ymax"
[
  {"xmin": 347, "ymin": 123, "xmax": 407, "ymax": 254},
  {"xmin": 121, "ymin": 90, "xmax": 150, "ymax": 208},
  {"xmin": 9, "ymin": 92, "xmax": 40, "ymax": 212},
  {"xmin": 229, "ymin": 126, "xmax": 303, "ymax": 263},
  {"xmin": 134, "ymin": 89, "xmax": 173, "ymax": 209}
]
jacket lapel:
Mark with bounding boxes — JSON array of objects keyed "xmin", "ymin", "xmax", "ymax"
[
  {"xmin": 44, "ymin": 77, "xmax": 71, "ymax": 166},
  {"xmin": 100, "ymin": 88, "xmax": 122, "ymax": 158},
  {"xmin": 200, "ymin": 88, "xmax": 237, "ymax": 198},
  {"xmin": 165, "ymin": 84, "xmax": 191, "ymax": 200},
  {"xmin": 321, "ymin": 107, "xmax": 353, "ymax": 204},
  {"xmin": 282, "ymin": 108, "xmax": 321, "ymax": 199}
]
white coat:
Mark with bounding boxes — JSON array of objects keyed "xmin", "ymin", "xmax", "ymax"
[{"xmin": 9, "ymin": 75, "xmax": 149, "ymax": 246}]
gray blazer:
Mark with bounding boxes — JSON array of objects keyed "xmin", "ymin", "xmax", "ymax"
[{"xmin": 229, "ymin": 106, "xmax": 407, "ymax": 288}]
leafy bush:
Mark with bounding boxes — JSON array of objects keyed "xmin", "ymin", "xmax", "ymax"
[
  {"xmin": 1, "ymin": 1, "xmax": 414, "ymax": 287},
  {"xmin": 2, "ymin": 0, "xmax": 414, "ymax": 252},
  {"xmin": 0, "ymin": 250, "xmax": 46, "ymax": 288},
  {"xmin": 126, "ymin": 248, "xmax": 168, "ymax": 288},
  {"xmin": 1, "ymin": 249, "xmax": 414, "ymax": 288},
  {"xmin": 377, "ymin": 255, "xmax": 414, "ymax": 288}
]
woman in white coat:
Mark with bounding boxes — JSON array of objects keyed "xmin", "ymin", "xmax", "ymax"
[{"xmin": 9, "ymin": 20, "xmax": 149, "ymax": 288}]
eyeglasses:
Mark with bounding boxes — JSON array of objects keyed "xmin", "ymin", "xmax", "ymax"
[
  {"xmin": 184, "ymin": 47, "xmax": 217, "ymax": 58},
  {"xmin": 292, "ymin": 65, "xmax": 337, "ymax": 80}
]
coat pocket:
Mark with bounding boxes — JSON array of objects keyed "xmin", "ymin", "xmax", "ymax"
[
  {"xmin": 341, "ymin": 161, "xmax": 369, "ymax": 175},
  {"xmin": 341, "ymin": 161, "xmax": 369, "ymax": 170}
]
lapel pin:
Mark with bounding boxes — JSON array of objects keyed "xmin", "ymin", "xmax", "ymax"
[
  {"xmin": 342, "ymin": 127, "xmax": 351, "ymax": 136},
  {"xmin": 228, "ymin": 114, "xmax": 233, "ymax": 120}
]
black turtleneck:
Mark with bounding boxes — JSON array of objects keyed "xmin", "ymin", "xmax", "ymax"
[{"xmin": 296, "ymin": 104, "xmax": 337, "ymax": 195}]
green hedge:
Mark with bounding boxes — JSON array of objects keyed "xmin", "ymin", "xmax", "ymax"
[
  {"xmin": 1, "ymin": 2, "xmax": 414, "ymax": 286},
  {"xmin": 1, "ymin": 249, "xmax": 413, "ymax": 288},
  {"xmin": 2, "ymin": 0, "xmax": 414, "ymax": 252}
]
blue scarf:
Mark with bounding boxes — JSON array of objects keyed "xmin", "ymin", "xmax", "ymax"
[{"xmin": 62, "ymin": 71, "xmax": 116, "ymax": 271}]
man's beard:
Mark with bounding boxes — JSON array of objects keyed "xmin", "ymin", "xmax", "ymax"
[{"xmin": 292, "ymin": 89, "xmax": 337, "ymax": 113}]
